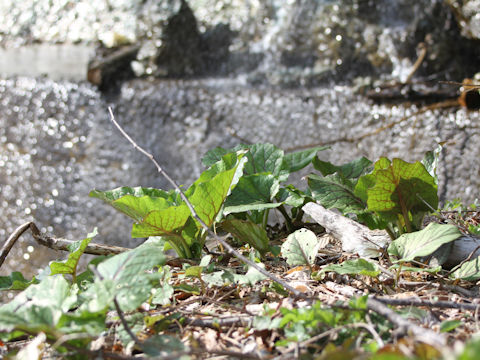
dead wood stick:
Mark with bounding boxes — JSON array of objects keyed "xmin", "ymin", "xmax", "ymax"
[
  {"xmin": 182, "ymin": 315, "xmax": 254, "ymax": 329},
  {"xmin": 28, "ymin": 222, "xmax": 129, "ymax": 256},
  {"xmin": 303, "ymin": 202, "xmax": 480, "ymax": 267},
  {"xmin": 366, "ymin": 297, "xmax": 446, "ymax": 346},
  {"xmin": 373, "ymin": 297, "xmax": 480, "ymax": 312},
  {"xmin": 0, "ymin": 222, "xmax": 32, "ymax": 269},
  {"xmin": 107, "ymin": 107, "xmax": 306, "ymax": 299}
]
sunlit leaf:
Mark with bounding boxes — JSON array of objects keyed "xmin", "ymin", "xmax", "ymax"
[
  {"xmin": 0, "ymin": 272, "xmax": 39, "ymax": 291},
  {"xmin": 388, "ymin": 223, "xmax": 461, "ymax": 261},
  {"xmin": 308, "ymin": 173, "xmax": 365, "ymax": 213},
  {"xmin": 282, "ymin": 147, "xmax": 328, "ymax": 173},
  {"xmin": 90, "ymin": 187, "xmax": 178, "ymax": 221},
  {"xmin": 224, "ymin": 174, "xmax": 281, "ymax": 214},
  {"xmin": 364, "ymin": 158, "xmax": 438, "ymax": 226},
  {"xmin": 49, "ymin": 228, "xmax": 97, "ymax": 278},
  {"xmin": 451, "ymin": 256, "xmax": 480, "ymax": 281}
]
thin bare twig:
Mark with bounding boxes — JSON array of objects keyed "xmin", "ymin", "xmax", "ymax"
[
  {"xmin": 373, "ymin": 297, "xmax": 480, "ymax": 312},
  {"xmin": 107, "ymin": 107, "xmax": 305, "ymax": 299},
  {"xmin": 0, "ymin": 222, "xmax": 31, "ymax": 269}
]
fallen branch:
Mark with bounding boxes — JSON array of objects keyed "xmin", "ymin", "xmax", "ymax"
[
  {"xmin": 366, "ymin": 297, "xmax": 446, "ymax": 347},
  {"xmin": 373, "ymin": 297, "xmax": 480, "ymax": 312},
  {"xmin": 0, "ymin": 222, "xmax": 194, "ymax": 272},
  {"xmin": 303, "ymin": 202, "xmax": 480, "ymax": 267}
]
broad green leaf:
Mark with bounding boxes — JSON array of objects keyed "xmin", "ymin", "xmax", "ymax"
[
  {"xmin": 0, "ymin": 276, "xmax": 74, "ymax": 333},
  {"xmin": 90, "ymin": 187, "xmax": 178, "ymax": 221},
  {"xmin": 187, "ymin": 152, "xmax": 247, "ymax": 226},
  {"xmin": 307, "ymin": 173, "xmax": 366, "ymax": 213},
  {"xmin": 0, "ymin": 272, "xmax": 38, "ymax": 291},
  {"xmin": 277, "ymin": 186, "xmax": 306, "ymax": 207},
  {"xmin": 242, "ymin": 143, "xmax": 285, "ymax": 177},
  {"xmin": 365, "ymin": 158, "xmax": 438, "ymax": 222},
  {"xmin": 224, "ymin": 174, "xmax": 281, "ymax": 214},
  {"xmin": 321, "ymin": 259, "xmax": 380, "ymax": 277},
  {"xmin": 141, "ymin": 335, "xmax": 189, "ymax": 358},
  {"xmin": 440, "ymin": 319, "xmax": 462, "ymax": 332},
  {"xmin": 281, "ymin": 228, "xmax": 320, "ymax": 266},
  {"xmin": 202, "ymin": 266, "xmax": 267, "ymax": 287},
  {"xmin": 221, "ymin": 219, "xmax": 270, "ymax": 255},
  {"xmin": 313, "ymin": 156, "xmax": 372, "ymax": 178},
  {"xmin": 185, "ymin": 266, "xmax": 203, "ymax": 278},
  {"xmin": 89, "ymin": 240, "xmax": 167, "ymax": 311},
  {"xmin": 388, "ymin": 223, "xmax": 462, "ymax": 261},
  {"xmin": 451, "ymin": 256, "xmax": 480, "ymax": 281},
  {"xmin": 49, "ymin": 228, "xmax": 97, "ymax": 277},
  {"xmin": 131, "ymin": 204, "xmax": 191, "ymax": 238},
  {"xmin": 282, "ymin": 147, "xmax": 328, "ymax": 173}
]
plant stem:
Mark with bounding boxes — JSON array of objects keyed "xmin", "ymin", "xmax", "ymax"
[
  {"xmin": 262, "ymin": 209, "xmax": 270, "ymax": 230},
  {"xmin": 277, "ymin": 204, "xmax": 293, "ymax": 232}
]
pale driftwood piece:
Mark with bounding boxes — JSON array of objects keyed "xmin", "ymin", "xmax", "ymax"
[
  {"xmin": 302, "ymin": 202, "xmax": 390, "ymax": 258},
  {"xmin": 303, "ymin": 202, "xmax": 480, "ymax": 267}
]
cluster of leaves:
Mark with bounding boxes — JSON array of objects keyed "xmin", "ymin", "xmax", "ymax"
[
  {"xmin": 2, "ymin": 143, "xmax": 480, "ymax": 359},
  {"xmin": 307, "ymin": 147, "xmax": 441, "ymax": 238},
  {"xmin": 91, "ymin": 143, "xmax": 326, "ymax": 258}
]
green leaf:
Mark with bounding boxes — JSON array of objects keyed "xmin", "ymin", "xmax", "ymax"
[
  {"xmin": 321, "ymin": 259, "xmax": 381, "ymax": 277},
  {"xmin": 440, "ymin": 319, "xmax": 462, "ymax": 333},
  {"xmin": 313, "ymin": 156, "xmax": 372, "ymax": 178},
  {"xmin": 221, "ymin": 219, "xmax": 270, "ymax": 255},
  {"xmin": 276, "ymin": 185, "xmax": 306, "ymax": 207},
  {"xmin": 90, "ymin": 187, "xmax": 178, "ymax": 221},
  {"xmin": 282, "ymin": 147, "xmax": 328, "ymax": 173},
  {"xmin": 224, "ymin": 174, "xmax": 281, "ymax": 214},
  {"xmin": 388, "ymin": 223, "xmax": 462, "ymax": 261},
  {"xmin": 241, "ymin": 143, "xmax": 285, "ymax": 177},
  {"xmin": 0, "ymin": 276, "xmax": 75, "ymax": 333},
  {"xmin": 49, "ymin": 228, "xmax": 97, "ymax": 278},
  {"xmin": 86, "ymin": 240, "xmax": 167, "ymax": 311},
  {"xmin": 307, "ymin": 173, "xmax": 366, "ymax": 213},
  {"xmin": 281, "ymin": 228, "xmax": 320, "ymax": 266},
  {"xmin": 365, "ymin": 158, "xmax": 438, "ymax": 227},
  {"xmin": 201, "ymin": 147, "xmax": 230, "ymax": 167},
  {"xmin": 187, "ymin": 152, "xmax": 247, "ymax": 227},
  {"xmin": 0, "ymin": 272, "xmax": 39, "ymax": 291},
  {"xmin": 185, "ymin": 266, "xmax": 203, "ymax": 278},
  {"xmin": 451, "ymin": 256, "xmax": 480, "ymax": 281},
  {"xmin": 131, "ymin": 204, "xmax": 192, "ymax": 238}
]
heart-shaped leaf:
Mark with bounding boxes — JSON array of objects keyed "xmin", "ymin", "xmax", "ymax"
[{"xmin": 281, "ymin": 228, "xmax": 320, "ymax": 266}]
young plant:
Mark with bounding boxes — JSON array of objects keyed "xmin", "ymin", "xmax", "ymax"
[
  {"xmin": 307, "ymin": 150, "xmax": 440, "ymax": 238},
  {"xmin": 91, "ymin": 151, "xmax": 247, "ymax": 258}
]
